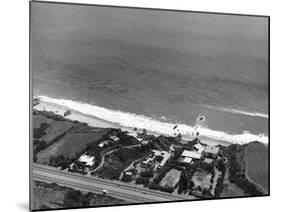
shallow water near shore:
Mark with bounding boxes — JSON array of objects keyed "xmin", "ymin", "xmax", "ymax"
[{"xmin": 34, "ymin": 95, "xmax": 268, "ymax": 145}]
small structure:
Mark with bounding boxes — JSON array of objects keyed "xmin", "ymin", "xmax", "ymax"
[
  {"xmin": 194, "ymin": 143, "xmax": 205, "ymax": 154},
  {"xmin": 98, "ymin": 140, "xmax": 113, "ymax": 148},
  {"xmin": 78, "ymin": 155, "xmax": 95, "ymax": 166},
  {"xmin": 177, "ymin": 157, "xmax": 193, "ymax": 164},
  {"xmin": 122, "ymin": 170, "xmax": 134, "ymax": 182},
  {"xmin": 204, "ymin": 146, "xmax": 219, "ymax": 159},
  {"xmin": 141, "ymin": 157, "xmax": 155, "ymax": 168},
  {"xmin": 110, "ymin": 136, "xmax": 120, "ymax": 142},
  {"xmin": 203, "ymin": 158, "xmax": 214, "ymax": 164},
  {"xmin": 141, "ymin": 140, "xmax": 149, "ymax": 145},
  {"xmin": 98, "ymin": 143, "xmax": 104, "ymax": 148},
  {"xmin": 169, "ymin": 144, "xmax": 175, "ymax": 152},
  {"xmin": 64, "ymin": 110, "xmax": 71, "ymax": 117}
]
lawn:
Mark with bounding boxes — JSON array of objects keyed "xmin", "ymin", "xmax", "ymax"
[
  {"xmin": 33, "ymin": 114, "xmax": 75, "ymax": 144},
  {"xmin": 36, "ymin": 129, "xmax": 108, "ymax": 165},
  {"xmin": 221, "ymin": 182, "xmax": 245, "ymax": 198},
  {"xmin": 245, "ymin": 142, "xmax": 268, "ymax": 192}
]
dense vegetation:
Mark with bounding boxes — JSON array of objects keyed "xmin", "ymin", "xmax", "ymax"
[
  {"xmin": 96, "ymin": 145, "xmax": 151, "ymax": 180},
  {"xmin": 33, "ymin": 181, "xmax": 125, "ymax": 210},
  {"xmin": 227, "ymin": 144, "xmax": 265, "ymax": 196}
]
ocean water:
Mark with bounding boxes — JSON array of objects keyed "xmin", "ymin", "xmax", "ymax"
[{"xmin": 31, "ymin": 3, "xmax": 269, "ymax": 144}]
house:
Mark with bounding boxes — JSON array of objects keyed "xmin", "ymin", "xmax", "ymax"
[
  {"xmin": 204, "ymin": 146, "xmax": 219, "ymax": 159},
  {"xmin": 179, "ymin": 150, "xmax": 202, "ymax": 164},
  {"xmin": 152, "ymin": 150, "xmax": 171, "ymax": 167},
  {"xmin": 141, "ymin": 150, "xmax": 171, "ymax": 168},
  {"xmin": 123, "ymin": 171, "xmax": 133, "ymax": 181},
  {"xmin": 78, "ymin": 155, "xmax": 95, "ymax": 166},
  {"xmin": 194, "ymin": 143, "xmax": 205, "ymax": 154},
  {"xmin": 177, "ymin": 157, "xmax": 193, "ymax": 164},
  {"xmin": 141, "ymin": 157, "xmax": 155, "ymax": 168},
  {"xmin": 181, "ymin": 150, "xmax": 202, "ymax": 160},
  {"xmin": 110, "ymin": 136, "xmax": 120, "ymax": 142},
  {"xmin": 203, "ymin": 158, "xmax": 214, "ymax": 164},
  {"xmin": 98, "ymin": 140, "xmax": 113, "ymax": 148}
]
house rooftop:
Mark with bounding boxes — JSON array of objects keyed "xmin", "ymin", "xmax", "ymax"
[
  {"xmin": 110, "ymin": 136, "xmax": 120, "ymax": 142},
  {"xmin": 178, "ymin": 157, "xmax": 192, "ymax": 164},
  {"xmin": 79, "ymin": 155, "xmax": 95, "ymax": 166},
  {"xmin": 204, "ymin": 158, "xmax": 214, "ymax": 164},
  {"xmin": 194, "ymin": 143, "xmax": 205, "ymax": 154},
  {"xmin": 152, "ymin": 150, "xmax": 171, "ymax": 167},
  {"xmin": 205, "ymin": 146, "xmax": 219, "ymax": 154},
  {"xmin": 181, "ymin": 150, "xmax": 201, "ymax": 159}
]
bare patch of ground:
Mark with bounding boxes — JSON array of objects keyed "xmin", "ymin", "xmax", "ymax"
[{"xmin": 160, "ymin": 169, "xmax": 181, "ymax": 188}]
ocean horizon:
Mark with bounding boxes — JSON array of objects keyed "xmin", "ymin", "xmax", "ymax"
[{"xmin": 31, "ymin": 3, "xmax": 268, "ymax": 144}]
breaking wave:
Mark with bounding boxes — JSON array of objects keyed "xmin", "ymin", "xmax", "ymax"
[
  {"xmin": 205, "ymin": 105, "xmax": 268, "ymax": 119},
  {"xmin": 37, "ymin": 95, "xmax": 268, "ymax": 144}
]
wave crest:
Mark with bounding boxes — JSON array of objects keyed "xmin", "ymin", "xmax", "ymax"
[
  {"xmin": 36, "ymin": 95, "xmax": 268, "ymax": 144},
  {"xmin": 205, "ymin": 105, "xmax": 268, "ymax": 119}
]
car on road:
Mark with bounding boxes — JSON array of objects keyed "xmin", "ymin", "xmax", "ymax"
[{"xmin": 142, "ymin": 191, "xmax": 148, "ymax": 194}]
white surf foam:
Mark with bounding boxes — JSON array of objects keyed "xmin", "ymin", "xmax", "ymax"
[
  {"xmin": 37, "ymin": 95, "xmax": 268, "ymax": 145},
  {"xmin": 205, "ymin": 105, "xmax": 268, "ymax": 119}
]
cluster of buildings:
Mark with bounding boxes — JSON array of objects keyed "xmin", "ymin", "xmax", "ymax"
[
  {"xmin": 141, "ymin": 150, "xmax": 171, "ymax": 169},
  {"xmin": 178, "ymin": 142, "xmax": 219, "ymax": 165}
]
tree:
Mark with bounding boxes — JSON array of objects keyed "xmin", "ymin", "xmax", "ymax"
[{"xmin": 64, "ymin": 190, "xmax": 85, "ymax": 207}]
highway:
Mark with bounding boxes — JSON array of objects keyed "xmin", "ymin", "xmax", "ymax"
[{"xmin": 33, "ymin": 163, "xmax": 195, "ymax": 203}]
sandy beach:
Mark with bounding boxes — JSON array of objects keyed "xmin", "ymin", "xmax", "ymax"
[
  {"xmin": 34, "ymin": 101, "xmax": 117, "ymax": 129},
  {"xmin": 34, "ymin": 99, "xmax": 232, "ymax": 147}
]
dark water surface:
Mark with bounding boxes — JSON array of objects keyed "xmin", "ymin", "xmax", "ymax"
[{"xmin": 31, "ymin": 2, "xmax": 268, "ymax": 136}]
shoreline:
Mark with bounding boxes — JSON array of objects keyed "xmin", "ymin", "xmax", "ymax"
[{"xmin": 34, "ymin": 100, "xmax": 232, "ymax": 147}]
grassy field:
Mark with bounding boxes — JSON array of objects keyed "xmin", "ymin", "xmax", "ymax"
[
  {"xmin": 221, "ymin": 182, "xmax": 245, "ymax": 198},
  {"xmin": 36, "ymin": 127, "xmax": 108, "ymax": 165},
  {"xmin": 33, "ymin": 181, "xmax": 126, "ymax": 210},
  {"xmin": 33, "ymin": 113, "xmax": 75, "ymax": 144},
  {"xmin": 245, "ymin": 142, "xmax": 268, "ymax": 192}
]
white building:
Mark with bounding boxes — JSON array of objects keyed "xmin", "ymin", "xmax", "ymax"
[
  {"xmin": 181, "ymin": 150, "xmax": 202, "ymax": 160},
  {"xmin": 110, "ymin": 136, "xmax": 120, "ymax": 142},
  {"xmin": 180, "ymin": 157, "xmax": 193, "ymax": 164},
  {"xmin": 194, "ymin": 143, "xmax": 205, "ymax": 154},
  {"xmin": 78, "ymin": 155, "xmax": 95, "ymax": 166},
  {"xmin": 204, "ymin": 146, "xmax": 219, "ymax": 158},
  {"xmin": 152, "ymin": 150, "xmax": 171, "ymax": 167}
]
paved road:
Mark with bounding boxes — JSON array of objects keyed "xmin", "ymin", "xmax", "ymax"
[{"xmin": 33, "ymin": 163, "xmax": 195, "ymax": 203}]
